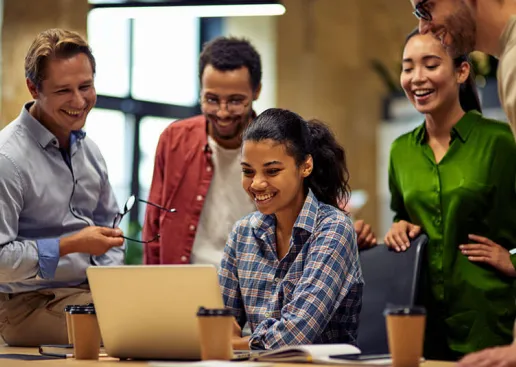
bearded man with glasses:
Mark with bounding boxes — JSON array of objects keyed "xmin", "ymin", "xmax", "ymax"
[{"xmin": 142, "ymin": 37, "xmax": 261, "ymax": 267}]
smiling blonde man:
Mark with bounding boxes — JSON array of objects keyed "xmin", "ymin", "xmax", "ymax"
[{"xmin": 0, "ymin": 29, "xmax": 124, "ymax": 346}]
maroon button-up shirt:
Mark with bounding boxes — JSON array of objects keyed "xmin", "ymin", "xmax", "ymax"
[{"xmin": 143, "ymin": 115, "xmax": 214, "ymax": 264}]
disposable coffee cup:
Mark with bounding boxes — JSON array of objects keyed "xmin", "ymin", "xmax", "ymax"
[
  {"xmin": 70, "ymin": 306, "xmax": 101, "ymax": 360},
  {"xmin": 384, "ymin": 306, "xmax": 426, "ymax": 367},
  {"xmin": 197, "ymin": 307, "xmax": 234, "ymax": 360},
  {"xmin": 64, "ymin": 305, "xmax": 75, "ymax": 344}
]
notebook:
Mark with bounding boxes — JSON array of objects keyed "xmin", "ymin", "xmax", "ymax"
[{"xmin": 249, "ymin": 344, "xmax": 392, "ymax": 365}]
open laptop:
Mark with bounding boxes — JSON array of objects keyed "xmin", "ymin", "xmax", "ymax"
[{"xmin": 86, "ymin": 265, "xmax": 224, "ymax": 360}]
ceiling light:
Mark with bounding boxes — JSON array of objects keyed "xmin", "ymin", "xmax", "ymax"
[{"xmin": 89, "ymin": 1, "xmax": 286, "ymax": 18}]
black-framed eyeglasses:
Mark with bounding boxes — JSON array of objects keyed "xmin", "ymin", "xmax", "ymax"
[
  {"xmin": 200, "ymin": 96, "xmax": 251, "ymax": 115},
  {"xmin": 112, "ymin": 195, "xmax": 176, "ymax": 243},
  {"xmin": 413, "ymin": 0, "xmax": 432, "ymax": 21}
]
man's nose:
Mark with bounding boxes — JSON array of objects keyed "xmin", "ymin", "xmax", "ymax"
[
  {"xmin": 419, "ymin": 19, "xmax": 431, "ymax": 35},
  {"xmin": 70, "ymin": 90, "xmax": 86, "ymax": 108},
  {"xmin": 216, "ymin": 103, "xmax": 231, "ymax": 119}
]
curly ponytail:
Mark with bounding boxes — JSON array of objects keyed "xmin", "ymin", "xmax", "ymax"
[{"xmin": 306, "ymin": 119, "xmax": 350, "ymax": 209}]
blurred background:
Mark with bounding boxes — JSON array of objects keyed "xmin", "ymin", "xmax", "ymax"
[{"xmin": 0, "ymin": 0, "xmax": 506, "ymax": 263}]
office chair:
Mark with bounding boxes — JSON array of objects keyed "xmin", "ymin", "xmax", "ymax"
[{"xmin": 356, "ymin": 234, "xmax": 429, "ymax": 354}]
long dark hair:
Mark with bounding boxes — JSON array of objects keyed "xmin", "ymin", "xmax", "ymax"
[
  {"xmin": 242, "ymin": 108, "xmax": 350, "ymax": 210},
  {"xmin": 405, "ymin": 28, "xmax": 482, "ymax": 113}
]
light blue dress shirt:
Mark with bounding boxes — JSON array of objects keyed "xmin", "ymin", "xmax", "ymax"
[{"xmin": 0, "ymin": 102, "xmax": 124, "ymax": 293}]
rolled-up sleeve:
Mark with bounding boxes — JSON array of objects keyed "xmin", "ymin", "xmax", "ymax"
[{"xmin": 36, "ymin": 238, "xmax": 60, "ymax": 279}]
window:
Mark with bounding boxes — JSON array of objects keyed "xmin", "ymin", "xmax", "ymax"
[
  {"xmin": 88, "ymin": 13, "xmax": 131, "ymax": 98},
  {"xmin": 132, "ymin": 17, "xmax": 199, "ymax": 106},
  {"xmin": 138, "ymin": 116, "xmax": 175, "ymax": 222},
  {"xmin": 85, "ymin": 108, "xmax": 131, "ymax": 210}
]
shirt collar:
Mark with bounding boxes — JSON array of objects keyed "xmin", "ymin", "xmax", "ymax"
[
  {"xmin": 250, "ymin": 189, "xmax": 320, "ymax": 237},
  {"xmin": 413, "ymin": 110, "xmax": 481, "ymax": 145},
  {"xmin": 20, "ymin": 101, "xmax": 86, "ymax": 149},
  {"xmin": 292, "ymin": 189, "xmax": 319, "ymax": 234},
  {"xmin": 451, "ymin": 110, "xmax": 481, "ymax": 142},
  {"xmin": 413, "ymin": 122, "xmax": 426, "ymax": 145}
]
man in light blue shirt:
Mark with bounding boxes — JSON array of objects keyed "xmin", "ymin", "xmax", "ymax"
[{"xmin": 0, "ymin": 28, "xmax": 124, "ymax": 346}]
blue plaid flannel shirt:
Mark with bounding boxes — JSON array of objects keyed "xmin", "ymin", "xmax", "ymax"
[{"xmin": 219, "ymin": 189, "xmax": 363, "ymax": 349}]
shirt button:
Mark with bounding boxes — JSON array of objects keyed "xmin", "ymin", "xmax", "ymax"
[
  {"xmin": 206, "ymin": 166, "xmax": 212, "ymax": 172},
  {"xmin": 196, "ymin": 195, "xmax": 203, "ymax": 201},
  {"xmin": 180, "ymin": 256, "xmax": 188, "ymax": 262},
  {"xmin": 189, "ymin": 225, "xmax": 196, "ymax": 231}
]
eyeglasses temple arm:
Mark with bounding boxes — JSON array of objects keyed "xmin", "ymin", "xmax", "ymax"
[{"xmin": 136, "ymin": 198, "xmax": 176, "ymax": 213}]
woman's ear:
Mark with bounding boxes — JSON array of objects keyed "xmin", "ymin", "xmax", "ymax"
[
  {"xmin": 457, "ymin": 61, "xmax": 471, "ymax": 84},
  {"xmin": 302, "ymin": 155, "xmax": 313, "ymax": 178}
]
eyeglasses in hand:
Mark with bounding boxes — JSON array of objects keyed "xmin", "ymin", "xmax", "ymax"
[{"xmin": 112, "ymin": 195, "xmax": 176, "ymax": 243}]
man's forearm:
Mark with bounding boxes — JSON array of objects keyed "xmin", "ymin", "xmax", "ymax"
[{"xmin": 59, "ymin": 234, "xmax": 81, "ymax": 257}]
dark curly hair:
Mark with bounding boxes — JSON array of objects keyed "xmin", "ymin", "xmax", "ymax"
[
  {"xmin": 242, "ymin": 108, "xmax": 351, "ymax": 210},
  {"xmin": 199, "ymin": 36, "xmax": 262, "ymax": 92}
]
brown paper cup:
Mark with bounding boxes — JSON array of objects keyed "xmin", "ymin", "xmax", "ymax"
[
  {"xmin": 385, "ymin": 306, "xmax": 426, "ymax": 367},
  {"xmin": 197, "ymin": 307, "xmax": 233, "ymax": 360},
  {"xmin": 71, "ymin": 308, "xmax": 101, "ymax": 360},
  {"xmin": 65, "ymin": 305, "xmax": 73, "ymax": 344},
  {"xmin": 65, "ymin": 311, "xmax": 74, "ymax": 344}
]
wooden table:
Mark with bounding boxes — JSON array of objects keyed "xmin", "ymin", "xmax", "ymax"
[{"xmin": 0, "ymin": 345, "xmax": 456, "ymax": 367}]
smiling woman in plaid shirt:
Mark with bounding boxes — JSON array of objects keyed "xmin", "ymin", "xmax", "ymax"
[{"xmin": 218, "ymin": 108, "xmax": 364, "ymax": 350}]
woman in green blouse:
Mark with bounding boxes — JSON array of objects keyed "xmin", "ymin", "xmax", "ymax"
[{"xmin": 384, "ymin": 29, "xmax": 516, "ymax": 361}]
